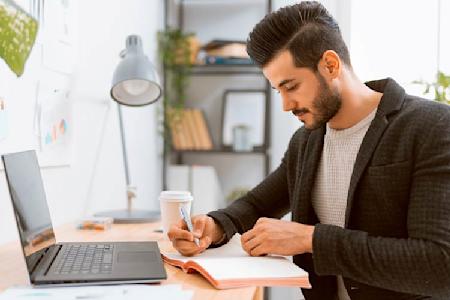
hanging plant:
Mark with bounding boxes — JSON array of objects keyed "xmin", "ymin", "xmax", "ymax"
[
  {"xmin": 0, "ymin": 0, "xmax": 38, "ymax": 77},
  {"xmin": 157, "ymin": 28, "xmax": 199, "ymax": 146}
]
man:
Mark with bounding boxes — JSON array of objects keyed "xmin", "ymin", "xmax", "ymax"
[{"xmin": 168, "ymin": 1, "xmax": 450, "ymax": 299}]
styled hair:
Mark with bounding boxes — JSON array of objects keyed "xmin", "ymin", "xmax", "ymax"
[{"xmin": 247, "ymin": 1, "xmax": 351, "ymax": 70}]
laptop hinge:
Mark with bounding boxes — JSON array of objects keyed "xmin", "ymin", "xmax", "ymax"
[{"xmin": 31, "ymin": 244, "xmax": 62, "ymax": 280}]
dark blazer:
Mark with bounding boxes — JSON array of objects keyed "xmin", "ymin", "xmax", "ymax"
[{"xmin": 208, "ymin": 78, "xmax": 450, "ymax": 299}]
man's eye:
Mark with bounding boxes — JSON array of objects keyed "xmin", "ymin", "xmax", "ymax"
[{"xmin": 286, "ymin": 84, "xmax": 298, "ymax": 91}]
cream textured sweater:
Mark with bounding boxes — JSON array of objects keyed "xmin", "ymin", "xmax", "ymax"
[{"xmin": 312, "ymin": 108, "xmax": 377, "ymax": 300}]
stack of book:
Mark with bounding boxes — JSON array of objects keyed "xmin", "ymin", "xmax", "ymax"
[
  {"xmin": 169, "ymin": 108, "xmax": 213, "ymax": 151},
  {"xmin": 201, "ymin": 40, "xmax": 253, "ymax": 65}
]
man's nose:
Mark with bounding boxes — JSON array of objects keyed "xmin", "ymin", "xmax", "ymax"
[{"xmin": 282, "ymin": 96, "xmax": 296, "ymax": 112}]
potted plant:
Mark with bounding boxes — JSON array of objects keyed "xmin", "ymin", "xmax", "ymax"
[{"xmin": 413, "ymin": 71, "xmax": 450, "ymax": 105}]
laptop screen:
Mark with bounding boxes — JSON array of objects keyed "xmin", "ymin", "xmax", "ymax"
[{"xmin": 2, "ymin": 150, "xmax": 56, "ymax": 274}]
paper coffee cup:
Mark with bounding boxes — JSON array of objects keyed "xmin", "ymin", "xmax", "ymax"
[{"xmin": 159, "ymin": 191, "xmax": 193, "ymax": 238}]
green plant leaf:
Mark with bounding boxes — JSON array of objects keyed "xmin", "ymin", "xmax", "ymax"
[
  {"xmin": 412, "ymin": 70, "xmax": 450, "ymax": 104},
  {"xmin": 437, "ymin": 71, "xmax": 449, "ymax": 88},
  {"xmin": 0, "ymin": 0, "xmax": 38, "ymax": 77},
  {"xmin": 157, "ymin": 28, "xmax": 198, "ymax": 148}
]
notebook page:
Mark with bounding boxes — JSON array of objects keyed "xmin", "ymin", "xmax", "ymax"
[
  {"xmin": 164, "ymin": 234, "xmax": 308, "ymax": 280},
  {"xmin": 163, "ymin": 234, "xmax": 247, "ymax": 261},
  {"xmin": 195, "ymin": 255, "xmax": 307, "ymax": 280}
]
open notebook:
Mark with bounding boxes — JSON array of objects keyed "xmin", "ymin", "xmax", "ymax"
[{"xmin": 162, "ymin": 234, "xmax": 311, "ymax": 289}]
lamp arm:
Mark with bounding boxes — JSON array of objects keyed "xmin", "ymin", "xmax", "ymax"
[{"xmin": 117, "ymin": 104, "xmax": 131, "ymax": 187}]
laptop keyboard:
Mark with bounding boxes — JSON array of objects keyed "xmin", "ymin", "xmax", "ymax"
[{"xmin": 53, "ymin": 244, "xmax": 114, "ymax": 275}]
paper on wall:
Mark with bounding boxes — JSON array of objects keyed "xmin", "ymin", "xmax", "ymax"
[{"xmin": 35, "ymin": 77, "xmax": 72, "ymax": 166}]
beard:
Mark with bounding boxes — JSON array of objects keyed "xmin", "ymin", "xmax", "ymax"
[{"xmin": 293, "ymin": 72, "xmax": 342, "ymax": 130}]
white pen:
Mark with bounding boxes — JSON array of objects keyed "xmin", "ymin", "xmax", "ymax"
[{"xmin": 179, "ymin": 206, "xmax": 200, "ymax": 247}]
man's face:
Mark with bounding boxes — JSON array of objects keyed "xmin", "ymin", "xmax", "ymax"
[{"xmin": 263, "ymin": 50, "xmax": 342, "ymax": 130}]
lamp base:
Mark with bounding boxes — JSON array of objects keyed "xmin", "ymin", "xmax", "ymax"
[{"xmin": 95, "ymin": 209, "xmax": 160, "ymax": 224}]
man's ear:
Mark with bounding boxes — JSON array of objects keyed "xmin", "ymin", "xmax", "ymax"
[{"xmin": 318, "ymin": 50, "xmax": 341, "ymax": 79}]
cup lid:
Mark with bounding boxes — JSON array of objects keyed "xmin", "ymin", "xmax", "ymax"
[{"xmin": 159, "ymin": 190, "xmax": 193, "ymax": 201}]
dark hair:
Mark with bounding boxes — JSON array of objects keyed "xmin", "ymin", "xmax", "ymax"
[{"xmin": 247, "ymin": 1, "xmax": 351, "ymax": 70}]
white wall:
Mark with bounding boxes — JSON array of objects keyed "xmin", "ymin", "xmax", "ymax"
[
  {"xmin": 440, "ymin": 0, "xmax": 450, "ymax": 73},
  {"xmin": 0, "ymin": 0, "xmax": 164, "ymax": 245},
  {"xmin": 349, "ymin": 0, "xmax": 440, "ymax": 97}
]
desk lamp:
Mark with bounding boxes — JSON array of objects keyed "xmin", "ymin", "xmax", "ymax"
[{"xmin": 96, "ymin": 34, "xmax": 161, "ymax": 223}]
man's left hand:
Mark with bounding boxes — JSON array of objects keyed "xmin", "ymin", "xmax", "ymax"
[{"xmin": 241, "ymin": 218, "xmax": 315, "ymax": 256}]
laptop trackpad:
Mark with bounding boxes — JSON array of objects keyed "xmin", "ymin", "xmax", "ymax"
[{"xmin": 117, "ymin": 251, "xmax": 156, "ymax": 263}]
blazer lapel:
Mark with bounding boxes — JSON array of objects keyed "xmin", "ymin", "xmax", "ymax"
[
  {"xmin": 344, "ymin": 115, "xmax": 388, "ymax": 226},
  {"xmin": 294, "ymin": 126, "xmax": 325, "ymax": 224},
  {"xmin": 344, "ymin": 78, "xmax": 406, "ymax": 227}
]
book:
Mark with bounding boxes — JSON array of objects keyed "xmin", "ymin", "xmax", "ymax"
[
  {"xmin": 204, "ymin": 55, "xmax": 253, "ymax": 65},
  {"xmin": 162, "ymin": 234, "xmax": 311, "ymax": 289},
  {"xmin": 183, "ymin": 109, "xmax": 198, "ymax": 149},
  {"xmin": 168, "ymin": 113, "xmax": 182, "ymax": 150},
  {"xmin": 203, "ymin": 41, "xmax": 248, "ymax": 58},
  {"xmin": 202, "ymin": 40, "xmax": 246, "ymax": 51},
  {"xmin": 168, "ymin": 108, "xmax": 213, "ymax": 151},
  {"xmin": 192, "ymin": 109, "xmax": 213, "ymax": 150},
  {"xmin": 180, "ymin": 110, "xmax": 194, "ymax": 149},
  {"xmin": 168, "ymin": 110, "xmax": 188, "ymax": 150}
]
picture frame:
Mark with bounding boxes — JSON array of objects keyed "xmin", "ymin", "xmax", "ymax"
[{"xmin": 221, "ymin": 89, "xmax": 266, "ymax": 150}]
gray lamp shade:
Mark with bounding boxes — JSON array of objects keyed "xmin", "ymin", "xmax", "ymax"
[{"xmin": 111, "ymin": 35, "xmax": 161, "ymax": 106}]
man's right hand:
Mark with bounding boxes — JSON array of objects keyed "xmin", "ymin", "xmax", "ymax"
[{"xmin": 167, "ymin": 214, "xmax": 225, "ymax": 257}]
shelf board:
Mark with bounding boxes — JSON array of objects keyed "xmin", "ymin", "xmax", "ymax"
[
  {"xmin": 189, "ymin": 64, "xmax": 263, "ymax": 75},
  {"xmin": 171, "ymin": 147, "xmax": 267, "ymax": 154},
  {"xmin": 179, "ymin": 0, "xmax": 266, "ymax": 4}
]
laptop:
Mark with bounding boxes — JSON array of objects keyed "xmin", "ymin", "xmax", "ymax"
[{"xmin": 1, "ymin": 150, "xmax": 167, "ymax": 286}]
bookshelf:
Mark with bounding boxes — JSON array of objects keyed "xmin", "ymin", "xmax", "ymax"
[{"xmin": 162, "ymin": 0, "xmax": 272, "ymax": 192}]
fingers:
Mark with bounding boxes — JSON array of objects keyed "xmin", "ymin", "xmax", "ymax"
[
  {"xmin": 168, "ymin": 215, "xmax": 213, "ymax": 257},
  {"xmin": 172, "ymin": 235, "xmax": 211, "ymax": 256},
  {"xmin": 167, "ymin": 223, "xmax": 194, "ymax": 242},
  {"xmin": 241, "ymin": 218, "xmax": 274, "ymax": 256},
  {"xmin": 241, "ymin": 230, "xmax": 262, "ymax": 255},
  {"xmin": 176, "ymin": 218, "xmax": 188, "ymax": 230},
  {"xmin": 241, "ymin": 232, "xmax": 270, "ymax": 257},
  {"xmin": 241, "ymin": 228, "xmax": 257, "ymax": 244},
  {"xmin": 193, "ymin": 217, "xmax": 206, "ymax": 238},
  {"xmin": 249, "ymin": 244, "xmax": 268, "ymax": 256},
  {"xmin": 256, "ymin": 217, "xmax": 270, "ymax": 225},
  {"xmin": 199, "ymin": 235, "xmax": 212, "ymax": 249},
  {"xmin": 172, "ymin": 240, "xmax": 199, "ymax": 256}
]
